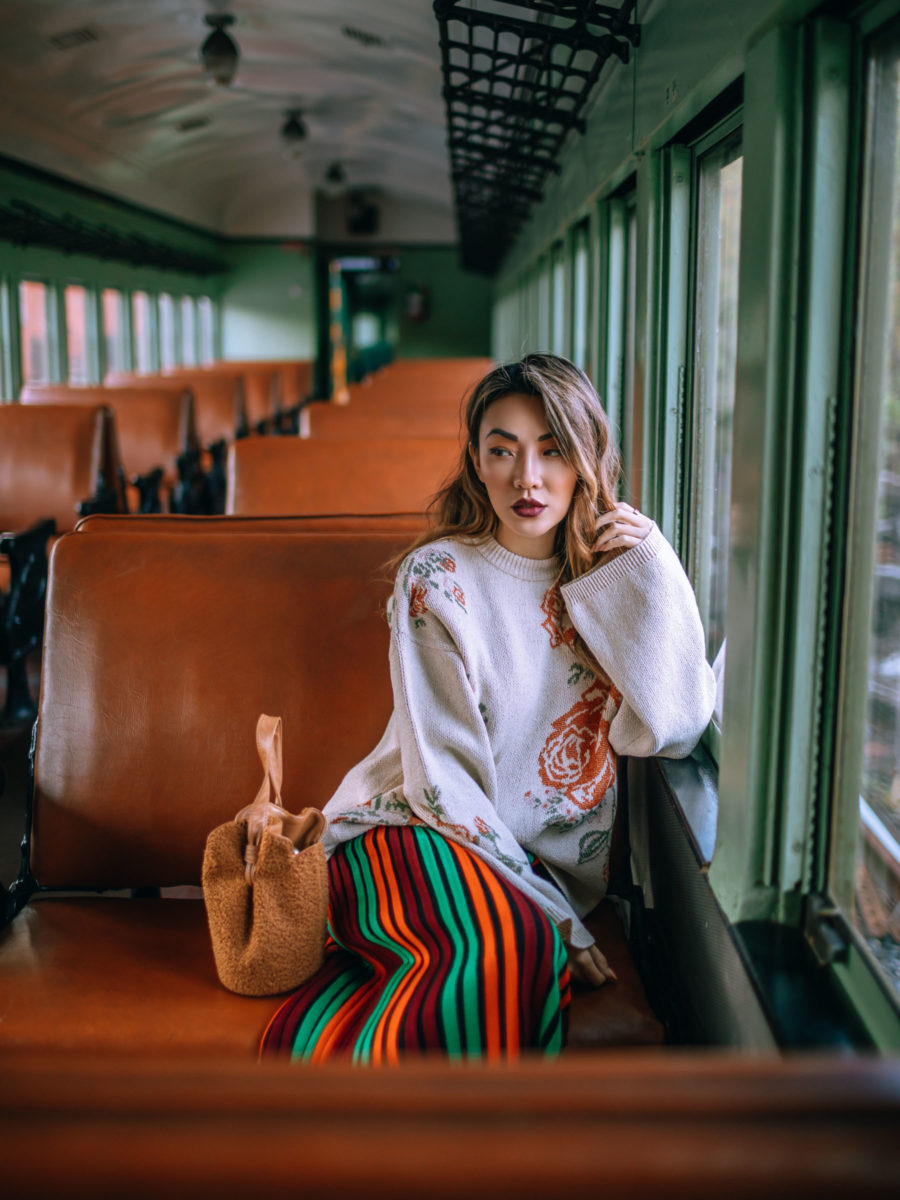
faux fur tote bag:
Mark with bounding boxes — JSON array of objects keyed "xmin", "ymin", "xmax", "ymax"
[{"xmin": 202, "ymin": 714, "xmax": 328, "ymax": 996}]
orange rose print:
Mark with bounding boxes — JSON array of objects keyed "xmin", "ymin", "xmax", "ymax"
[
  {"xmin": 538, "ymin": 679, "xmax": 622, "ymax": 810},
  {"xmin": 540, "ymin": 584, "xmax": 576, "ymax": 649},
  {"xmin": 409, "ymin": 582, "xmax": 428, "ymax": 621}
]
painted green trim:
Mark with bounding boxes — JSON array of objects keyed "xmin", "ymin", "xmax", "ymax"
[
  {"xmin": 0, "ymin": 154, "xmax": 220, "ymax": 242},
  {"xmin": 831, "ymin": 934, "xmax": 900, "ymax": 1050},
  {"xmin": 858, "ymin": 1, "xmax": 900, "ymax": 37},
  {"xmin": 655, "ymin": 145, "xmax": 691, "ymax": 552},
  {"xmin": 86, "ymin": 288, "xmax": 103, "ymax": 384},
  {"xmin": 49, "ymin": 281, "xmax": 65, "ymax": 385},
  {"xmin": 828, "ymin": 30, "xmax": 899, "ymax": 917},
  {"xmin": 588, "ymin": 200, "xmax": 606, "ymax": 398},
  {"xmin": 778, "ymin": 18, "xmax": 853, "ymax": 911},
  {"xmin": 602, "ymin": 198, "xmax": 626, "ymax": 447},
  {"xmin": 709, "ymin": 22, "xmax": 804, "ymax": 924}
]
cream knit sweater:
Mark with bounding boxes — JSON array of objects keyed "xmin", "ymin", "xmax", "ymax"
[{"xmin": 323, "ymin": 523, "xmax": 716, "ymax": 949}]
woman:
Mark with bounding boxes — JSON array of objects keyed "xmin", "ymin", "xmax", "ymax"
[{"xmin": 262, "ymin": 354, "xmax": 715, "ymax": 1063}]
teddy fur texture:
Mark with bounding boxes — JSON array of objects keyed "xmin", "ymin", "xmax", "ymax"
[{"xmin": 202, "ymin": 821, "xmax": 328, "ymax": 997}]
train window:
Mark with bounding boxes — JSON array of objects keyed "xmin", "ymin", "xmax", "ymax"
[
  {"xmin": 571, "ymin": 220, "xmax": 590, "ymax": 372},
  {"xmin": 836, "ymin": 33, "xmax": 900, "ymax": 1001},
  {"xmin": 132, "ymin": 291, "xmax": 153, "ymax": 373},
  {"xmin": 102, "ymin": 288, "xmax": 125, "ymax": 375},
  {"xmin": 64, "ymin": 285, "xmax": 89, "ymax": 384},
  {"xmin": 18, "ymin": 280, "xmax": 50, "ymax": 384},
  {"xmin": 687, "ymin": 132, "xmax": 743, "ymax": 730},
  {"xmin": 159, "ymin": 292, "xmax": 176, "ymax": 369},
  {"xmin": 180, "ymin": 296, "xmax": 197, "ymax": 366},
  {"xmin": 198, "ymin": 296, "xmax": 215, "ymax": 364}
]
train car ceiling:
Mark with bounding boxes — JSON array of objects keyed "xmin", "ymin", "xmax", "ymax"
[{"xmin": 0, "ymin": 1, "xmax": 457, "ymax": 242}]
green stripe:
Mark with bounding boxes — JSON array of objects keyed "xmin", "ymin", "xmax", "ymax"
[
  {"xmin": 536, "ymin": 932, "xmax": 568, "ymax": 1053},
  {"xmin": 289, "ymin": 960, "xmax": 367, "ymax": 1061},
  {"xmin": 417, "ymin": 830, "xmax": 484, "ymax": 1056}
]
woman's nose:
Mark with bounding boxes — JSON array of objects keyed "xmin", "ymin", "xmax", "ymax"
[{"xmin": 514, "ymin": 451, "xmax": 542, "ymax": 489}]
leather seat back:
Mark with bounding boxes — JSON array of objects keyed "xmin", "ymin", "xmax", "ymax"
[
  {"xmin": 30, "ymin": 528, "xmax": 409, "ymax": 890},
  {"xmin": 22, "ymin": 385, "xmax": 194, "ymax": 481},
  {"xmin": 0, "ymin": 404, "xmax": 117, "ymax": 531},
  {"xmin": 226, "ymin": 437, "xmax": 460, "ymax": 515}
]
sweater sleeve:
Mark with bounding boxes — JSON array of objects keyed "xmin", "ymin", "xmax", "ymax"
[
  {"xmin": 560, "ymin": 523, "xmax": 716, "ymax": 758},
  {"xmin": 390, "ymin": 573, "xmax": 595, "ymax": 949}
]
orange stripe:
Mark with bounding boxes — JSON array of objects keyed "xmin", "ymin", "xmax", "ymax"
[
  {"xmin": 366, "ymin": 826, "xmax": 412, "ymax": 1065},
  {"xmin": 451, "ymin": 842, "xmax": 502, "ymax": 1059},
  {"xmin": 371, "ymin": 826, "xmax": 433, "ymax": 1066},
  {"xmin": 471, "ymin": 852, "xmax": 522, "ymax": 1059}
]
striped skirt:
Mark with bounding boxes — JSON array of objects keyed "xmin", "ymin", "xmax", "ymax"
[{"xmin": 260, "ymin": 824, "xmax": 570, "ymax": 1063}]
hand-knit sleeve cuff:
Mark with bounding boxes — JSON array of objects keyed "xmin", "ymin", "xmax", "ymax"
[{"xmin": 560, "ymin": 522, "xmax": 665, "ymax": 606}]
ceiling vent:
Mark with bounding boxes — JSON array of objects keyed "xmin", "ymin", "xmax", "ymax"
[
  {"xmin": 48, "ymin": 26, "xmax": 101, "ymax": 52},
  {"xmin": 341, "ymin": 26, "xmax": 391, "ymax": 50}
]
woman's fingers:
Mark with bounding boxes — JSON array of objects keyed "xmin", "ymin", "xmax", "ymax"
[
  {"xmin": 592, "ymin": 502, "xmax": 652, "ymax": 552},
  {"xmin": 568, "ymin": 944, "xmax": 618, "ymax": 988}
]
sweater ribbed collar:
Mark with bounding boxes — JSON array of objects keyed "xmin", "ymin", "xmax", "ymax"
[{"xmin": 474, "ymin": 536, "xmax": 560, "ymax": 582}]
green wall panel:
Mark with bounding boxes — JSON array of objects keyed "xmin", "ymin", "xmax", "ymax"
[
  {"xmin": 391, "ymin": 247, "xmax": 492, "ymax": 359},
  {"xmin": 219, "ymin": 242, "xmax": 316, "ymax": 360}
]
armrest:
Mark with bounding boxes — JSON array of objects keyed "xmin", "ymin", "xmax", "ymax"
[
  {"xmin": 0, "ymin": 517, "xmax": 56, "ymax": 659},
  {"xmin": 132, "ymin": 468, "xmax": 164, "ymax": 514},
  {"xmin": 0, "ymin": 517, "xmax": 56, "ymax": 723},
  {"xmin": 172, "ymin": 449, "xmax": 214, "ymax": 515}
]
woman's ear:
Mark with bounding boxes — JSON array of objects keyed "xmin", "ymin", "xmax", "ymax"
[{"xmin": 468, "ymin": 441, "xmax": 483, "ymax": 482}]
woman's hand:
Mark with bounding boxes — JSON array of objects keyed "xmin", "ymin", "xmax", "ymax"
[
  {"xmin": 568, "ymin": 943, "xmax": 617, "ymax": 987},
  {"xmin": 592, "ymin": 502, "xmax": 653, "ymax": 553}
]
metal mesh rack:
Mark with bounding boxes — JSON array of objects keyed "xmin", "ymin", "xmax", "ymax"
[
  {"xmin": 434, "ymin": 1, "xmax": 640, "ymax": 274},
  {"xmin": 0, "ymin": 199, "xmax": 227, "ymax": 275}
]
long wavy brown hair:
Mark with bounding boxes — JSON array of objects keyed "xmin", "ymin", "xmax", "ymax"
[{"xmin": 393, "ymin": 353, "xmax": 622, "ymax": 674}]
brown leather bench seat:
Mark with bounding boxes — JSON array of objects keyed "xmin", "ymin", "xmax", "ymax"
[
  {"xmin": 21, "ymin": 384, "xmax": 198, "ymax": 513},
  {"xmin": 0, "ymin": 525, "xmax": 661, "ymax": 1053},
  {"xmin": 0, "ymin": 403, "xmax": 121, "ymax": 720},
  {"xmin": 226, "ymin": 437, "xmax": 461, "ymax": 515}
]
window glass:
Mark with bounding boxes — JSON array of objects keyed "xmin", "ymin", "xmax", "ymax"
[
  {"xmin": 198, "ymin": 296, "xmax": 215, "ymax": 364},
  {"xmin": 852, "ymin": 47, "xmax": 900, "ymax": 998},
  {"xmin": 102, "ymin": 288, "xmax": 125, "ymax": 374},
  {"xmin": 688, "ymin": 138, "xmax": 743, "ymax": 725},
  {"xmin": 159, "ymin": 293, "xmax": 176, "ymax": 369},
  {"xmin": 64, "ymin": 285, "xmax": 89, "ymax": 383},
  {"xmin": 180, "ymin": 296, "xmax": 196, "ymax": 366},
  {"xmin": 572, "ymin": 221, "xmax": 590, "ymax": 371},
  {"xmin": 19, "ymin": 280, "xmax": 50, "ymax": 384},
  {"xmin": 132, "ymin": 291, "xmax": 152, "ymax": 373}
]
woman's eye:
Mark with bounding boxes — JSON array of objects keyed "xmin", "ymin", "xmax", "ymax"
[
  {"xmin": 543, "ymin": 448, "xmax": 562, "ymax": 457},
  {"xmin": 488, "ymin": 447, "xmax": 512, "ymax": 457}
]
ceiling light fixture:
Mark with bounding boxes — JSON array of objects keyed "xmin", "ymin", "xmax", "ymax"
[
  {"xmin": 325, "ymin": 162, "xmax": 346, "ymax": 187},
  {"xmin": 201, "ymin": 14, "xmax": 239, "ymax": 87},
  {"xmin": 281, "ymin": 110, "xmax": 308, "ymax": 144}
]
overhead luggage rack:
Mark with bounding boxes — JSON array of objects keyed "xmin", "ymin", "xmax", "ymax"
[{"xmin": 433, "ymin": 0, "xmax": 640, "ymax": 274}]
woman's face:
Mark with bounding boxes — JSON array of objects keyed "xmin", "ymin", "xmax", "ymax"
[{"xmin": 471, "ymin": 391, "xmax": 578, "ymax": 559}]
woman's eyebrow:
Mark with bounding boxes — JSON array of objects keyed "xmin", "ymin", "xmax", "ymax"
[{"xmin": 484, "ymin": 427, "xmax": 556, "ymax": 441}]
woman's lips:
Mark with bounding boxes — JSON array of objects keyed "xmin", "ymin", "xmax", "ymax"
[{"xmin": 512, "ymin": 500, "xmax": 547, "ymax": 518}]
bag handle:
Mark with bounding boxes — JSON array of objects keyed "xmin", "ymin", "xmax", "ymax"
[
  {"xmin": 235, "ymin": 714, "xmax": 285, "ymax": 883},
  {"xmin": 234, "ymin": 715, "xmax": 327, "ymax": 884}
]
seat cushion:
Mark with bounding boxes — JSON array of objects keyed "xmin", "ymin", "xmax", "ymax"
[
  {"xmin": 567, "ymin": 900, "xmax": 665, "ymax": 1047},
  {"xmin": 0, "ymin": 898, "xmax": 276, "ymax": 1054},
  {"xmin": 0, "ymin": 895, "xmax": 662, "ymax": 1055}
]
